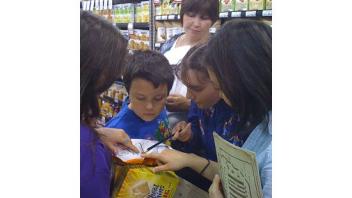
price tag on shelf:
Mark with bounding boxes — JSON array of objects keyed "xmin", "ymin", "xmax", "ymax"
[
  {"xmin": 168, "ymin": 15, "xmax": 175, "ymax": 20},
  {"xmin": 155, "ymin": 16, "xmax": 162, "ymax": 20},
  {"xmin": 155, "ymin": 43, "xmax": 161, "ymax": 48},
  {"xmin": 177, "ymin": 15, "xmax": 180, "ymax": 20},
  {"xmin": 231, "ymin": 11, "xmax": 241, "ymax": 18},
  {"xmin": 128, "ymin": 23, "xmax": 134, "ymax": 34},
  {"xmin": 209, "ymin": 27, "xmax": 216, "ymax": 33},
  {"xmin": 161, "ymin": 15, "xmax": 167, "ymax": 20},
  {"xmin": 95, "ymin": 0, "xmax": 99, "ymax": 10},
  {"xmin": 219, "ymin": 12, "xmax": 229, "ymax": 18},
  {"xmin": 262, "ymin": 10, "xmax": 272, "ymax": 17},
  {"xmin": 99, "ymin": 0, "xmax": 104, "ymax": 11},
  {"xmin": 245, "ymin": 11, "xmax": 257, "ymax": 17},
  {"xmin": 103, "ymin": 0, "xmax": 108, "ymax": 10},
  {"xmin": 108, "ymin": 0, "xmax": 112, "ymax": 10}
]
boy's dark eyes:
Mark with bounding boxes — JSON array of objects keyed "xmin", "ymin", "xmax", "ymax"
[
  {"xmin": 154, "ymin": 96, "xmax": 164, "ymax": 101},
  {"xmin": 136, "ymin": 97, "xmax": 146, "ymax": 101}
]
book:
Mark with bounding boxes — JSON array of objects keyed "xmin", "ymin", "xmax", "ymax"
[{"xmin": 213, "ymin": 132, "xmax": 263, "ymax": 198}]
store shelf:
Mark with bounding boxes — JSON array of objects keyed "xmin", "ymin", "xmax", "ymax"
[
  {"xmin": 220, "ymin": 10, "xmax": 272, "ymax": 19},
  {"xmin": 155, "ymin": 14, "xmax": 180, "ymax": 21},
  {"xmin": 155, "ymin": 10, "xmax": 271, "ymax": 21},
  {"xmin": 115, "ymin": 22, "xmax": 149, "ymax": 30}
]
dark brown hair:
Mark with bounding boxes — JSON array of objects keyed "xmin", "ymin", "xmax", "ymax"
[
  {"xmin": 180, "ymin": 0, "xmax": 219, "ymax": 25},
  {"xmin": 206, "ymin": 19, "xmax": 272, "ymax": 136},
  {"xmin": 80, "ymin": 11, "xmax": 128, "ymax": 123},
  {"xmin": 178, "ymin": 43, "xmax": 209, "ymax": 85},
  {"xmin": 123, "ymin": 50, "xmax": 174, "ymax": 94}
]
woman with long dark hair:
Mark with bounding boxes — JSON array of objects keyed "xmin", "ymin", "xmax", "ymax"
[{"xmin": 80, "ymin": 11, "xmax": 138, "ymax": 198}]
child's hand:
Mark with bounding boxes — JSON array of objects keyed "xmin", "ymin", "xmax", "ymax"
[
  {"xmin": 209, "ymin": 174, "xmax": 224, "ymax": 198},
  {"xmin": 172, "ymin": 121, "xmax": 192, "ymax": 142},
  {"xmin": 166, "ymin": 94, "xmax": 191, "ymax": 112}
]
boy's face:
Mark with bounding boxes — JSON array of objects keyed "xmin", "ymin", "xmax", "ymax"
[
  {"xmin": 184, "ymin": 69, "xmax": 221, "ymax": 109},
  {"xmin": 128, "ymin": 78, "xmax": 168, "ymax": 122}
]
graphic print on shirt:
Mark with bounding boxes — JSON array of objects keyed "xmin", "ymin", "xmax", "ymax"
[
  {"xmin": 154, "ymin": 119, "xmax": 172, "ymax": 145},
  {"xmin": 223, "ymin": 115, "xmax": 243, "ymax": 147}
]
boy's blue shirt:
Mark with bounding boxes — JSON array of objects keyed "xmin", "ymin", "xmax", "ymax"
[{"xmin": 105, "ymin": 98, "xmax": 171, "ymax": 141}]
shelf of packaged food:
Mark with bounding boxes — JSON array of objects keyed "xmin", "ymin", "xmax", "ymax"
[
  {"xmin": 220, "ymin": 9, "xmax": 272, "ymax": 19},
  {"xmin": 100, "ymin": 95, "xmax": 119, "ymax": 106},
  {"xmin": 115, "ymin": 22, "xmax": 149, "ymax": 30}
]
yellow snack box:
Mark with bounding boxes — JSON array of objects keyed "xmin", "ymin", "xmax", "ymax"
[{"xmin": 112, "ymin": 165, "xmax": 179, "ymax": 198}]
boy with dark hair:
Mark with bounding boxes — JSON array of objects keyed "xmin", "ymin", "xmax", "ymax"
[{"xmin": 105, "ymin": 50, "xmax": 174, "ymax": 141}]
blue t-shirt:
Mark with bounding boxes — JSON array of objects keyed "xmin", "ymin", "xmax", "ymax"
[
  {"xmin": 105, "ymin": 101, "xmax": 171, "ymax": 142},
  {"xmin": 80, "ymin": 123, "xmax": 112, "ymax": 198},
  {"xmin": 177, "ymin": 100, "xmax": 236, "ymax": 161}
]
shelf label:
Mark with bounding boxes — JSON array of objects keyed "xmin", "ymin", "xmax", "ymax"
[
  {"xmin": 161, "ymin": 15, "xmax": 167, "ymax": 20},
  {"xmin": 108, "ymin": 0, "xmax": 112, "ymax": 10},
  {"xmin": 219, "ymin": 12, "xmax": 229, "ymax": 18},
  {"xmin": 177, "ymin": 15, "xmax": 180, "ymax": 19},
  {"xmin": 128, "ymin": 23, "xmax": 134, "ymax": 34},
  {"xmin": 245, "ymin": 11, "xmax": 257, "ymax": 17},
  {"xmin": 95, "ymin": 0, "xmax": 99, "ymax": 10},
  {"xmin": 231, "ymin": 11, "xmax": 241, "ymax": 18},
  {"xmin": 103, "ymin": 0, "xmax": 108, "ymax": 10},
  {"xmin": 90, "ymin": 0, "xmax": 95, "ymax": 11},
  {"xmin": 155, "ymin": 16, "xmax": 161, "ymax": 20},
  {"xmin": 168, "ymin": 15, "xmax": 175, "ymax": 20},
  {"xmin": 262, "ymin": 10, "xmax": 272, "ymax": 17},
  {"xmin": 155, "ymin": 43, "xmax": 161, "ymax": 48}
]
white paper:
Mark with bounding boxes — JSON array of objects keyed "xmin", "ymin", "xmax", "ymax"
[
  {"xmin": 115, "ymin": 139, "xmax": 170, "ymax": 162},
  {"xmin": 213, "ymin": 132, "xmax": 263, "ymax": 198}
]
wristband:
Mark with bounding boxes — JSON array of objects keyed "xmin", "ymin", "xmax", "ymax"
[{"xmin": 200, "ymin": 159, "xmax": 210, "ymax": 175}]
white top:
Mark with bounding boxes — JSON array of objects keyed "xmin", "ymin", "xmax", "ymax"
[{"xmin": 163, "ymin": 41, "xmax": 191, "ymax": 97}]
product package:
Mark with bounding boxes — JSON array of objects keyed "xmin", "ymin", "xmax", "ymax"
[
  {"xmin": 112, "ymin": 165, "xmax": 179, "ymax": 198},
  {"xmin": 248, "ymin": 0, "xmax": 265, "ymax": 10},
  {"xmin": 220, "ymin": 0, "xmax": 235, "ymax": 12},
  {"xmin": 234, "ymin": 0, "xmax": 248, "ymax": 11},
  {"xmin": 265, "ymin": 0, "xmax": 272, "ymax": 10}
]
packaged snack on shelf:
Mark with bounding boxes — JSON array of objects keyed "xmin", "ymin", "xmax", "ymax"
[
  {"xmin": 155, "ymin": 5, "xmax": 162, "ymax": 15},
  {"xmin": 156, "ymin": 21, "xmax": 166, "ymax": 43},
  {"xmin": 234, "ymin": 0, "xmax": 248, "ymax": 11},
  {"xmin": 265, "ymin": 0, "xmax": 272, "ymax": 10},
  {"xmin": 220, "ymin": 0, "xmax": 235, "ymax": 12},
  {"xmin": 248, "ymin": 0, "xmax": 265, "ymax": 10},
  {"xmin": 112, "ymin": 165, "xmax": 179, "ymax": 198},
  {"xmin": 141, "ymin": 1, "xmax": 150, "ymax": 22}
]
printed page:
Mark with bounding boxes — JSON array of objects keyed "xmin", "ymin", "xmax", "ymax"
[
  {"xmin": 213, "ymin": 132, "xmax": 263, "ymax": 198},
  {"xmin": 115, "ymin": 139, "xmax": 170, "ymax": 162}
]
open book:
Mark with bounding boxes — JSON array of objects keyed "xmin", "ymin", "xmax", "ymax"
[
  {"xmin": 115, "ymin": 139, "xmax": 170, "ymax": 164},
  {"xmin": 213, "ymin": 132, "xmax": 263, "ymax": 198}
]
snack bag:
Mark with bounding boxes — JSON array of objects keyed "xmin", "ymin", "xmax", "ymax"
[
  {"xmin": 249, "ymin": 0, "xmax": 265, "ymax": 10},
  {"xmin": 266, "ymin": 0, "xmax": 272, "ymax": 10},
  {"xmin": 220, "ymin": 0, "xmax": 234, "ymax": 12},
  {"xmin": 112, "ymin": 166, "xmax": 179, "ymax": 198}
]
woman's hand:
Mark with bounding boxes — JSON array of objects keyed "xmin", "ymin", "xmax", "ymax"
[
  {"xmin": 172, "ymin": 121, "xmax": 192, "ymax": 142},
  {"xmin": 166, "ymin": 94, "xmax": 191, "ymax": 112},
  {"xmin": 209, "ymin": 174, "xmax": 224, "ymax": 198},
  {"xmin": 141, "ymin": 149, "xmax": 191, "ymax": 173},
  {"xmin": 96, "ymin": 127, "xmax": 139, "ymax": 155}
]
